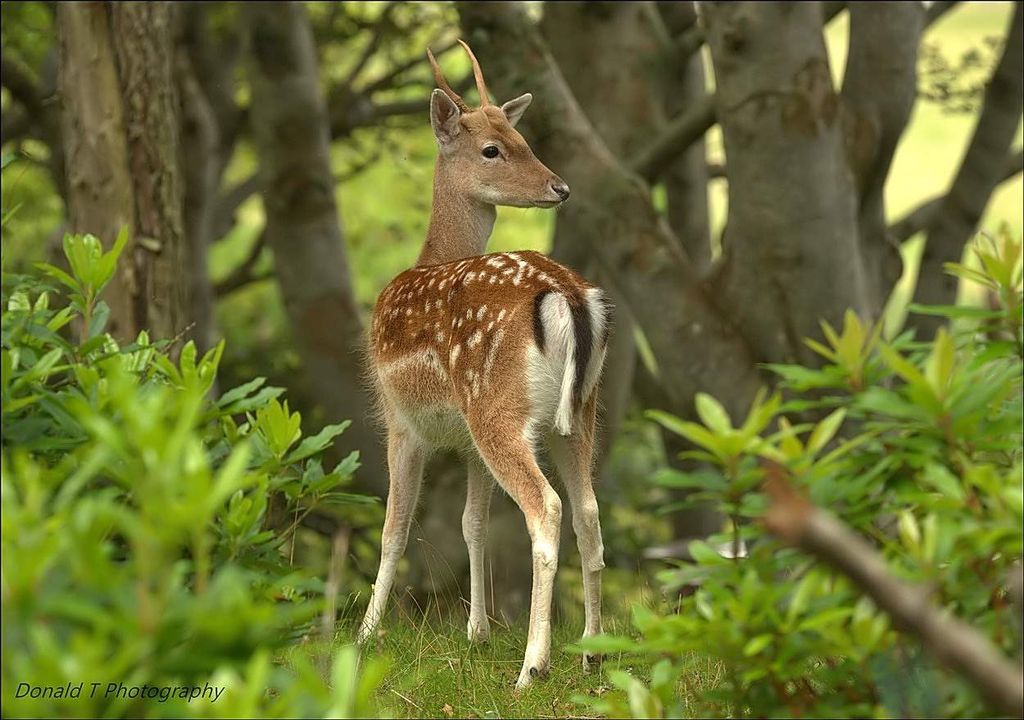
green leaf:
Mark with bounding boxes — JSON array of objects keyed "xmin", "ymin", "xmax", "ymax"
[
  {"xmin": 695, "ymin": 393, "xmax": 732, "ymax": 434},
  {"xmin": 897, "ymin": 510, "xmax": 921, "ymax": 553},
  {"xmin": 907, "ymin": 303, "xmax": 1004, "ymax": 319},
  {"xmin": 35, "ymin": 262, "xmax": 79, "ymax": 293},
  {"xmin": 284, "ymin": 420, "xmax": 351, "ymax": 465},
  {"xmin": 687, "ymin": 539, "xmax": 729, "ymax": 565},
  {"xmin": 806, "ymin": 408, "xmax": 846, "ymax": 456},
  {"xmin": 219, "ymin": 377, "xmax": 268, "ymax": 408},
  {"xmin": 652, "ymin": 467, "xmax": 727, "ymax": 492},
  {"xmin": 920, "ymin": 463, "xmax": 964, "ymax": 501},
  {"xmin": 646, "ymin": 409, "xmax": 727, "ymax": 460},
  {"xmin": 743, "ymin": 633, "xmax": 773, "ymax": 657},
  {"xmin": 924, "ymin": 328, "xmax": 955, "ymax": 399}
]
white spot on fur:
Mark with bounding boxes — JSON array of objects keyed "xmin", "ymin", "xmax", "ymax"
[
  {"xmin": 450, "ymin": 344, "xmax": 461, "ymax": 364},
  {"xmin": 476, "ymin": 305, "xmax": 487, "ymax": 321}
]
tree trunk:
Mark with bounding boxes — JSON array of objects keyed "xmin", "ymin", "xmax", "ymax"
[
  {"xmin": 58, "ymin": 2, "xmax": 137, "ymax": 341},
  {"xmin": 244, "ymin": 2, "xmax": 387, "ymax": 493},
  {"xmin": 657, "ymin": 1, "xmax": 713, "ymax": 270},
  {"xmin": 176, "ymin": 35, "xmax": 219, "ymax": 354},
  {"xmin": 543, "ymin": 2, "xmax": 722, "ymax": 548},
  {"xmin": 703, "ymin": 2, "xmax": 871, "ymax": 365},
  {"xmin": 541, "ymin": 2, "xmax": 670, "ymax": 477},
  {"xmin": 912, "ymin": 1, "xmax": 1023, "ymax": 338},
  {"xmin": 109, "ymin": 2, "xmax": 188, "ymax": 341},
  {"xmin": 841, "ymin": 1, "xmax": 924, "ymax": 316}
]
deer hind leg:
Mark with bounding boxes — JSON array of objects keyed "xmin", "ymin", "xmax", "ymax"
[
  {"xmin": 468, "ymin": 415, "xmax": 561, "ymax": 690},
  {"xmin": 358, "ymin": 424, "xmax": 427, "ymax": 644},
  {"xmin": 464, "ymin": 457, "xmax": 494, "ymax": 643},
  {"xmin": 548, "ymin": 394, "xmax": 605, "ymax": 671}
]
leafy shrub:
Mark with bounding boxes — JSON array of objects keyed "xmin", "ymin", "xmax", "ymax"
[
  {"xmin": 580, "ymin": 232, "xmax": 1023, "ymax": 718},
  {"xmin": 1, "ymin": 232, "xmax": 384, "ymax": 718}
]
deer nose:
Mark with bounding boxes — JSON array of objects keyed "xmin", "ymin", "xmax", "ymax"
[{"xmin": 550, "ymin": 180, "xmax": 570, "ymax": 201}]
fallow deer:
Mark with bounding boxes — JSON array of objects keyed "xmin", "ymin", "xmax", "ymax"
[{"xmin": 357, "ymin": 41, "xmax": 610, "ymax": 690}]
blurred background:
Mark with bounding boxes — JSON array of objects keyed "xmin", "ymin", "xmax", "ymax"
[{"xmin": 1, "ymin": 1, "xmax": 1021, "ymax": 623}]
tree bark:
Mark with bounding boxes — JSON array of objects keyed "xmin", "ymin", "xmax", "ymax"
[
  {"xmin": 841, "ymin": 1, "xmax": 925, "ymax": 316},
  {"xmin": 658, "ymin": 1, "xmax": 713, "ymax": 271},
  {"xmin": 244, "ymin": 2, "xmax": 387, "ymax": 493},
  {"xmin": 176, "ymin": 38, "xmax": 220, "ymax": 354},
  {"xmin": 58, "ymin": 2, "xmax": 138, "ymax": 341},
  {"xmin": 912, "ymin": 1, "xmax": 1024, "ymax": 338},
  {"xmin": 109, "ymin": 2, "xmax": 189, "ymax": 341},
  {"xmin": 703, "ymin": 2, "xmax": 870, "ymax": 365}
]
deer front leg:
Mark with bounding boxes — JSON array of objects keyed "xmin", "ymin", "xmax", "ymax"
[
  {"xmin": 469, "ymin": 420, "xmax": 561, "ymax": 690},
  {"xmin": 358, "ymin": 425, "xmax": 426, "ymax": 644},
  {"xmin": 464, "ymin": 458, "xmax": 494, "ymax": 643}
]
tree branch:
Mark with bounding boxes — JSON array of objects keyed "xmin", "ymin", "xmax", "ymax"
[
  {"xmin": 359, "ymin": 37, "xmax": 459, "ymax": 96},
  {"xmin": 890, "ymin": 149, "xmax": 1023, "ymax": 244},
  {"xmin": 913, "ymin": 2, "xmax": 1024, "ymax": 335},
  {"xmin": 763, "ymin": 466, "xmax": 1024, "ymax": 719},
  {"xmin": 213, "ymin": 231, "xmax": 269, "ymax": 296},
  {"xmin": 630, "ymin": 95, "xmax": 717, "ymax": 182},
  {"xmin": 1, "ymin": 51, "xmax": 43, "ymax": 116},
  {"xmin": 211, "ymin": 173, "xmax": 262, "ymax": 241},
  {"xmin": 925, "ymin": 1, "xmax": 959, "ymax": 28},
  {"xmin": 343, "ymin": 1, "xmax": 398, "ymax": 88}
]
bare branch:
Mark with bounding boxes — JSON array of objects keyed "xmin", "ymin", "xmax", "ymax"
[
  {"xmin": 913, "ymin": 2, "xmax": 1024, "ymax": 336},
  {"xmin": 890, "ymin": 149, "xmax": 1023, "ymax": 244},
  {"xmin": 707, "ymin": 162, "xmax": 726, "ymax": 180},
  {"xmin": 328, "ymin": 74, "xmax": 473, "ymax": 139},
  {"xmin": 925, "ymin": 1, "xmax": 959, "ymax": 28},
  {"xmin": 211, "ymin": 174, "xmax": 261, "ymax": 241},
  {"xmin": 343, "ymin": 2, "xmax": 399, "ymax": 89},
  {"xmin": 630, "ymin": 95, "xmax": 717, "ymax": 182},
  {"xmin": 822, "ymin": 1, "xmax": 847, "ymax": 24},
  {"xmin": 213, "ymin": 231, "xmax": 269, "ymax": 296},
  {"xmin": 359, "ymin": 37, "xmax": 459, "ymax": 96},
  {"xmin": 763, "ymin": 466, "xmax": 1024, "ymax": 718}
]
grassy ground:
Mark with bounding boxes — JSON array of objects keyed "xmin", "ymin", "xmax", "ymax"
[{"xmin": 283, "ymin": 605, "xmax": 722, "ymax": 720}]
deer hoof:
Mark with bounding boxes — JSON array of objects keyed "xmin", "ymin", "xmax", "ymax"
[{"xmin": 582, "ymin": 652, "xmax": 604, "ymax": 672}]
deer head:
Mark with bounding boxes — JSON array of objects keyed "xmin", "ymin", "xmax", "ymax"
[{"xmin": 427, "ymin": 40, "xmax": 570, "ymax": 209}]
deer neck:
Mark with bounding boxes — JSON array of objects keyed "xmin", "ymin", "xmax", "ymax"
[{"xmin": 417, "ymin": 161, "xmax": 496, "ymax": 267}]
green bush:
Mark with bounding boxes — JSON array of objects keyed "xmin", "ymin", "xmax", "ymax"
[
  {"xmin": 1, "ymin": 232, "xmax": 385, "ymax": 718},
  {"xmin": 580, "ymin": 232, "xmax": 1023, "ymax": 719}
]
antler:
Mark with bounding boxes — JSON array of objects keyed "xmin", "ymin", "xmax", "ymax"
[
  {"xmin": 457, "ymin": 39, "xmax": 490, "ymax": 106},
  {"xmin": 426, "ymin": 40, "xmax": 491, "ymax": 110},
  {"xmin": 427, "ymin": 47, "xmax": 470, "ymax": 113}
]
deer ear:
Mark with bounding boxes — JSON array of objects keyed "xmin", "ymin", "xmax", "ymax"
[
  {"xmin": 430, "ymin": 89, "xmax": 462, "ymax": 148},
  {"xmin": 500, "ymin": 93, "xmax": 532, "ymax": 128}
]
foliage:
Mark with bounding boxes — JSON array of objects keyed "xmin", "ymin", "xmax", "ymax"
[
  {"xmin": 579, "ymin": 232, "xmax": 1023, "ymax": 719},
  {"xmin": 1, "ymin": 231, "xmax": 385, "ymax": 718}
]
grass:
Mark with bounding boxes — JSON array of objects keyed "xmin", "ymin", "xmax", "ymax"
[
  {"xmin": 278, "ymin": 562, "xmax": 725, "ymax": 719},
  {"xmin": 284, "ymin": 610, "xmax": 723, "ymax": 719}
]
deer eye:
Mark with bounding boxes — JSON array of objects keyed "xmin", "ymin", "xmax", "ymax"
[{"xmin": 481, "ymin": 145, "xmax": 500, "ymax": 159}]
